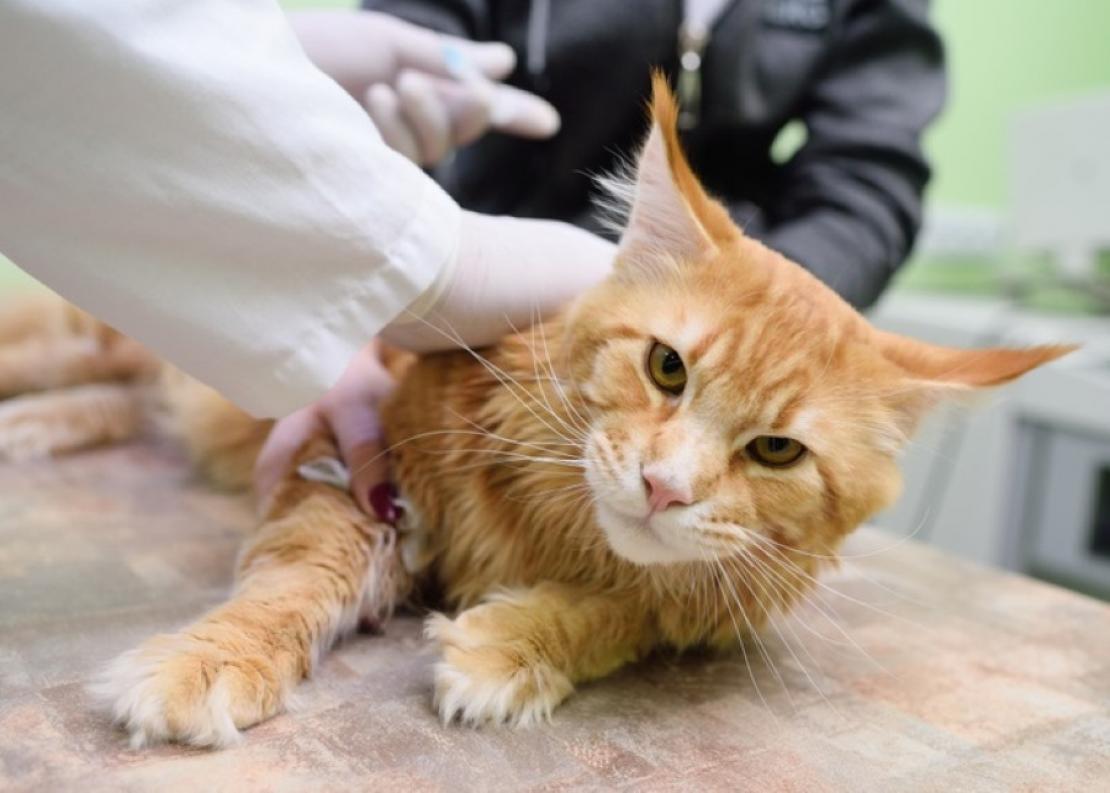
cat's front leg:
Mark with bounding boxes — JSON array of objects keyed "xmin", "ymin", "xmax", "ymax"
[
  {"xmin": 92, "ymin": 620, "xmax": 293, "ymax": 749},
  {"xmin": 92, "ymin": 455, "xmax": 411, "ymax": 749},
  {"xmin": 427, "ymin": 584, "xmax": 652, "ymax": 726}
]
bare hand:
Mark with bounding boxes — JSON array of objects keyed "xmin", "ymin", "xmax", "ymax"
[{"xmin": 253, "ymin": 342, "xmax": 396, "ymax": 519}]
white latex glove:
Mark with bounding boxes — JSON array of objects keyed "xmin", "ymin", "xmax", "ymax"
[
  {"xmin": 382, "ymin": 211, "xmax": 616, "ymax": 351},
  {"xmin": 256, "ymin": 216, "xmax": 613, "ymax": 516},
  {"xmin": 290, "ymin": 10, "xmax": 560, "ymax": 166}
]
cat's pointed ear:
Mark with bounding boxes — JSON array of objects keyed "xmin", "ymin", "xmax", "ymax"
[
  {"xmin": 610, "ymin": 72, "xmax": 737, "ymax": 279},
  {"xmin": 875, "ymin": 331, "xmax": 1076, "ymax": 438}
]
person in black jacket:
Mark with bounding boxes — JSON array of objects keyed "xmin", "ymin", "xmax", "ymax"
[{"xmin": 324, "ymin": 0, "xmax": 947, "ymax": 309}]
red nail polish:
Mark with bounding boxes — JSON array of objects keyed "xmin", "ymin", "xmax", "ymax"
[
  {"xmin": 369, "ymin": 482, "xmax": 401, "ymax": 525},
  {"xmin": 357, "ymin": 616, "xmax": 383, "ymax": 635}
]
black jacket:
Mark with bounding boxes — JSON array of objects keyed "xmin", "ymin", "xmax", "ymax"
[{"xmin": 364, "ymin": 0, "xmax": 946, "ymax": 308}]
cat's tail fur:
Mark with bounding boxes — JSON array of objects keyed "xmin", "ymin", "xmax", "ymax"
[
  {"xmin": 0, "ymin": 292, "xmax": 155, "ymax": 459},
  {"xmin": 0, "ymin": 290, "xmax": 270, "ymax": 488}
]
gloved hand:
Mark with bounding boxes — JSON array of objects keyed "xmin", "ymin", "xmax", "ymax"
[
  {"xmin": 382, "ymin": 211, "xmax": 617, "ymax": 351},
  {"xmin": 255, "ymin": 213, "xmax": 614, "ymax": 519},
  {"xmin": 289, "ymin": 10, "xmax": 560, "ymax": 166}
]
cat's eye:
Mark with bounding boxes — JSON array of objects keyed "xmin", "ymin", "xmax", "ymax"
[
  {"xmin": 746, "ymin": 436, "xmax": 807, "ymax": 468},
  {"xmin": 647, "ymin": 342, "xmax": 687, "ymax": 395}
]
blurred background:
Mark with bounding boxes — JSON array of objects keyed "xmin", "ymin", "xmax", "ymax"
[{"xmin": 2, "ymin": 0, "xmax": 1108, "ymax": 599}]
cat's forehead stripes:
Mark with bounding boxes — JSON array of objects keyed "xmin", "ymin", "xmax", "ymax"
[
  {"xmin": 603, "ymin": 323, "xmax": 649, "ymax": 342},
  {"xmin": 770, "ymin": 392, "xmax": 810, "ymax": 434},
  {"xmin": 684, "ymin": 326, "xmax": 730, "ymax": 368},
  {"xmin": 648, "ymin": 312, "xmax": 714, "ymax": 360},
  {"xmin": 672, "ymin": 314, "xmax": 834, "ymax": 442},
  {"xmin": 783, "ymin": 406, "xmax": 820, "ymax": 437}
]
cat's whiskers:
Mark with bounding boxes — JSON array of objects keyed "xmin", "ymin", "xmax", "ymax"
[
  {"xmin": 507, "ymin": 479, "xmax": 593, "ymax": 506},
  {"xmin": 704, "ymin": 554, "xmax": 775, "ymax": 718},
  {"xmin": 504, "ymin": 307, "xmax": 596, "ymax": 445},
  {"xmin": 466, "ymin": 349, "xmax": 588, "ymax": 446},
  {"xmin": 504, "ymin": 310, "xmax": 593, "ymax": 448},
  {"xmin": 698, "ymin": 528, "xmax": 881, "ymax": 661},
  {"xmin": 722, "ymin": 513, "xmax": 936, "ymax": 611},
  {"xmin": 697, "ymin": 563, "xmax": 715, "ymax": 635},
  {"xmin": 720, "ymin": 543, "xmax": 857, "ymax": 650},
  {"xmin": 442, "ymin": 408, "xmax": 584, "ymax": 464},
  {"xmin": 721, "ymin": 535, "xmax": 901, "ymax": 676},
  {"xmin": 705, "ymin": 513, "xmax": 923, "ymax": 595},
  {"xmin": 551, "ymin": 326, "xmax": 600, "ymax": 444},
  {"xmin": 348, "ymin": 426, "xmax": 580, "ymax": 482},
  {"xmin": 737, "ymin": 528, "xmax": 919, "ymax": 631},
  {"xmin": 735, "ymin": 551, "xmax": 895, "ymax": 681},
  {"xmin": 400, "ymin": 309, "xmax": 588, "ymax": 447},
  {"xmin": 420, "ymin": 448, "xmax": 586, "ymax": 471},
  {"xmin": 533, "ymin": 308, "xmax": 594, "ymax": 437},
  {"xmin": 735, "ymin": 550, "xmax": 845, "ymax": 680},
  {"xmin": 710, "ymin": 555, "xmax": 781, "ymax": 715},
  {"xmin": 648, "ymin": 560, "xmax": 697, "ymax": 610},
  {"xmin": 507, "ymin": 478, "xmax": 593, "ymax": 509},
  {"xmin": 414, "ymin": 427, "xmax": 575, "ymax": 455},
  {"xmin": 705, "ymin": 514, "xmax": 929, "ymax": 565},
  {"xmin": 555, "ymin": 489, "xmax": 602, "ymax": 527},
  {"xmin": 723, "ymin": 549, "xmax": 840, "ymax": 715},
  {"xmin": 445, "ymin": 406, "xmax": 581, "ymax": 448},
  {"xmin": 518, "ymin": 306, "xmax": 593, "ymax": 443},
  {"xmin": 710, "ymin": 555, "xmax": 794, "ymax": 711}
]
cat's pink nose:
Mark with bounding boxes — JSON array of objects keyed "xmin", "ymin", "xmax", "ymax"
[{"xmin": 642, "ymin": 469, "xmax": 693, "ymax": 513}]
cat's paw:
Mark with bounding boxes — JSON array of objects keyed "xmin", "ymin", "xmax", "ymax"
[
  {"xmin": 426, "ymin": 610, "xmax": 574, "ymax": 727},
  {"xmin": 90, "ymin": 634, "xmax": 286, "ymax": 749}
]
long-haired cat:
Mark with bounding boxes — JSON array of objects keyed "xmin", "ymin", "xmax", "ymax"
[{"xmin": 0, "ymin": 76, "xmax": 1071, "ymax": 748}]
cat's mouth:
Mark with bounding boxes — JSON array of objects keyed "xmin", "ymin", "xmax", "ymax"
[
  {"xmin": 594, "ymin": 500, "xmax": 706, "ymax": 566},
  {"xmin": 604, "ymin": 500, "xmax": 656, "ymax": 524}
]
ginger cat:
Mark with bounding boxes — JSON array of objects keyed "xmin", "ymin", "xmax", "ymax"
[{"xmin": 0, "ymin": 77, "xmax": 1071, "ymax": 748}]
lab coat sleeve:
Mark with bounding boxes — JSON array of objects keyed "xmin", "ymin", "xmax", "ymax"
[{"xmin": 0, "ymin": 0, "xmax": 461, "ymax": 417}]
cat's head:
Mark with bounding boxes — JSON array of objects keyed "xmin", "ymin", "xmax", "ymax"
[{"xmin": 563, "ymin": 74, "xmax": 1072, "ymax": 566}]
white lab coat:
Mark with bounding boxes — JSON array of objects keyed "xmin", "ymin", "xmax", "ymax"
[{"xmin": 0, "ymin": 0, "xmax": 460, "ymax": 417}]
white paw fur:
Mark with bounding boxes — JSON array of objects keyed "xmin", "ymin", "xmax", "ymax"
[
  {"xmin": 426, "ymin": 613, "xmax": 574, "ymax": 727},
  {"xmin": 89, "ymin": 637, "xmax": 269, "ymax": 749}
]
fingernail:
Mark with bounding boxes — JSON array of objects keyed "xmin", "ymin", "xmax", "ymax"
[
  {"xmin": 368, "ymin": 482, "xmax": 401, "ymax": 525},
  {"xmin": 442, "ymin": 43, "xmax": 474, "ymax": 79},
  {"xmin": 357, "ymin": 616, "xmax": 383, "ymax": 635}
]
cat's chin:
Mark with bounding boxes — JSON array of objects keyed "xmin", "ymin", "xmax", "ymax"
[{"xmin": 594, "ymin": 502, "xmax": 706, "ymax": 566}]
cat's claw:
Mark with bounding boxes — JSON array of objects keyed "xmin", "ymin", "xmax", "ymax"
[
  {"xmin": 426, "ymin": 612, "xmax": 574, "ymax": 727},
  {"xmin": 90, "ymin": 635, "xmax": 283, "ymax": 749}
]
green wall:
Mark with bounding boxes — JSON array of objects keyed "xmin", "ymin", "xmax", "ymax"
[
  {"xmin": 4, "ymin": 0, "xmax": 1110, "ymax": 293},
  {"xmin": 927, "ymin": 0, "xmax": 1110, "ymax": 209}
]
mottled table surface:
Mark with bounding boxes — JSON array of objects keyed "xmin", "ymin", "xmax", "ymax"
[{"xmin": 1, "ymin": 441, "xmax": 1108, "ymax": 793}]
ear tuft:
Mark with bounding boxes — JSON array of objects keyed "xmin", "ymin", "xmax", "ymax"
[
  {"xmin": 608, "ymin": 72, "xmax": 737, "ymax": 279},
  {"xmin": 644, "ymin": 72, "xmax": 735, "ymax": 244}
]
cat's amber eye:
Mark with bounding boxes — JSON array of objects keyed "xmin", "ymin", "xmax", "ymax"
[
  {"xmin": 746, "ymin": 436, "xmax": 807, "ymax": 468},
  {"xmin": 647, "ymin": 342, "xmax": 687, "ymax": 395}
]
